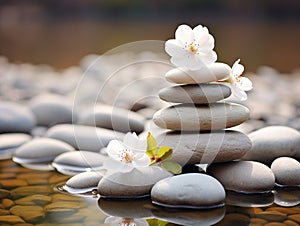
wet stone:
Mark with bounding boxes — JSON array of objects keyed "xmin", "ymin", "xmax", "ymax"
[
  {"xmin": 44, "ymin": 201, "xmax": 87, "ymax": 211},
  {"xmin": 10, "ymin": 205, "xmax": 45, "ymax": 222},
  {"xmin": 65, "ymin": 171, "xmax": 104, "ymax": 193},
  {"xmin": 151, "ymin": 173, "xmax": 226, "ymax": 209},
  {"xmin": 52, "ymin": 151, "xmax": 107, "ymax": 175},
  {"xmin": 283, "ymin": 220, "xmax": 299, "ymax": 226},
  {"xmin": 288, "ymin": 214, "xmax": 300, "ymax": 224},
  {"xmin": 216, "ymin": 213, "xmax": 250, "ymax": 226},
  {"xmin": 254, "ymin": 211, "xmax": 287, "ymax": 222},
  {"xmin": 271, "ymin": 157, "xmax": 300, "ymax": 186},
  {"xmin": 15, "ymin": 195, "xmax": 52, "ymax": 206},
  {"xmin": 0, "ymin": 189, "xmax": 10, "ymax": 199},
  {"xmin": 207, "ymin": 161, "xmax": 275, "ymax": 193},
  {"xmin": 1, "ymin": 198, "xmax": 14, "ymax": 209},
  {"xmin": 0, "ymin": 179, "xmax": 28, "ymax": 188},
  {"xmin": 10, "ymin": 186, "xmax": 51, "ymax": 198},
  {"xmin": 13, "ymin": 138, "xmax": 75, "ymax": 165},
  {"xmin": 0, "ymin": 216, "xmax": 25, "ymax": 224}
]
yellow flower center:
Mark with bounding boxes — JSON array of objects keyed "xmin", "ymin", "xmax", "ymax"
[
  {"xmin": 189, "ymin": 44, "xmax": 198, "ymax": 54},
  {"xmin": 119, "ymin": 149, "xmax": 133, "ymax": 163},
  {"xmin": 121, "ymin": 218, "xmax": 135, "ymax": 226}
]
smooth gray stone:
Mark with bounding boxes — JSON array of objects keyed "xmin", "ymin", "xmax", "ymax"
[
  {"xmin": 242, "ymin": 126, "xmax": 300, "ymax": 164},
  {"xmin": 98, "ymin": 166, "xmax": 172, "ymax": 198},
  {"xmin": 79, "ymin": 104, "xmax": 145, "ymax": 134},
  {"xmin": 46, "ymin": 124, "xmax": 124, "ymax": 152},
  {"xmin": 13, "ymin": 138, "xmax": 74, "ymax": 163},
  {"xmin": 271, "ymin": 157, "xmax": 300, "ymax": 186},
  {"xmin": 65, "ymin": 171, "xmax": 104, "ymax": 193},
  {"xmin": 29, "ymin": 94, "xmax": 76, "ymax": 127},
  {"xmin": 207, "ymin": 161, "xmax": 275, "ymax": 193},
  {"xmin": 52, "ymin": 151, "xmax": 107, "ymax": 175},
  {"xmin": 153, "ymin": 103, "xmax": 250, "ymax": 131},
  {"xmin": 159, "ymin": 84, "xmax": 231, "ymax": 104},
  {"xmin": 151, "ymin": 173, "xmax": 225, "ymax": 209},
  {"xmin": 165, "ymin": 62, "xmax": 231, "ymax": 84},
  {"xmin": 0, "ymin": 101, "xmax": 36, "ymax": 133},
  {"xmin": 0, "ymin": 133, "xmax": 32, "ymax": 160},
  {"xmin": 156, "ymin": 130, "xmax": 252, "ymax": 165}
]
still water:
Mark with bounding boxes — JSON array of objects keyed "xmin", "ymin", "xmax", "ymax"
[{"xmin": 0, "ymin": 159, "xmax": 299, "ymax": 225}]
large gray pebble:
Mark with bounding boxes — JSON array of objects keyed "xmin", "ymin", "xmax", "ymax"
[
  {"xmin": 29, "ymin": 94, "xmax": 75, "ymax": 127},
  {"xmin": 13, "ymin": 138, "xmax": 74, "ymax": 163},
  {"xmin": 207, "ymin": 161, "xmax": 275, "ymax": 193},
  {"xmin": 242, "ymin": 126, "xmax": 300, "ymax": 163},
  {"xmin": 98, "ymin": 166, "xmax": 172, "ymax": 198},
  {"xmin": 79, "ymin": 104, "xmax": 145, "ymax": 133},
  {"xmin": 46, "ymin": 124, "xmax": 124, "ymax": 152},
  {"xmin": 159, "ymin": 83, "xmax": 231, "ymax": 104},
  {"xmin": 271, "ymin": 157, "xmax": 300, "ymax": 186},
  {"xmin": 0, "ymin": 101, "xmax": 36, "ymax": 133},
  {"xmin": 153, "ymin": 103, "xmax": 249, "ymax": 131},
  {"xmin": 156, "ymin": 130, "xmax": 252, "ymax": 165},
  {"xmin": 65, "ymin": 171, "xmax": 104, "ymax": 193},
  {"xmin": 151, "ymin": 173, "xmax": 225, "ymax": 209},
  {"xmin": 0, "ymin": 133, "xmax": 32, "ymax": 159},
  {"xmin": 52, "ymin": 151, "xmax": 107, "ymax": 175}
]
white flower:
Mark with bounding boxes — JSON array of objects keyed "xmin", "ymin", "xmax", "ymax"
[
  {"xmin": 165, "ymin": 24, "xmax": 217, "ymax": 70},
  {"xmin": 104, "ymin": 216, "xmax": 148, "ymax": 226},
  {"xmin": 104, "ymin": 133, "xmax": 150, "ymax": 173},
  {"xmin": 219, "ymin": 59, "xmax": 253, "ymax": 101}
]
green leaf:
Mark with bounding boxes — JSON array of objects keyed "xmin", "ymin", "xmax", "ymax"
[
  {"xmin": 157, "ymin": 146, "xmax": 173, "ymax": 161},
  {"xmin": 146, "ymin": 132, "xmax": 157, "ymax": 158},
  {"xmin": 161, "ymin": 161, "xmax": 182, "ymax": 174},
  {"xmin": 147, "ymin": 218, "xmax": 169, "ymax": 226}
]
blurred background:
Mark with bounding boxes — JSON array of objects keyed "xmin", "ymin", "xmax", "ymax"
[{"xmin": 0, "ymin": 0, "xmax": 299, "ymax": 72}]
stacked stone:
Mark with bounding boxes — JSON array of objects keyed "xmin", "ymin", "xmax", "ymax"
[{"xmin": 153, "ymin": 63, "xmax": 252, "ymax": 166}]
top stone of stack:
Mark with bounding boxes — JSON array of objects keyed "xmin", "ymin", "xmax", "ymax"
[{"xmin": 165, "ymin": 63, "xmax": 231, "ymax": 84}]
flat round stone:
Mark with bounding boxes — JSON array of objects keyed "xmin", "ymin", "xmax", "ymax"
[
  {"xmin": 0, "ymin": 133, "xmax": 32, "ymax": 160},
  {"xmin": 165, "ymin": 63, "xmax": 231, "ymax": 84},
  {"xmin": 46, "ymin": 124, "xmax": 124, "ymax": 152},
  {"xmin": 151, "ymin": 173, "xmax": 225, "ymax": 209},
  {"xmin": 242, "ymin": 126, "xmax": 300, "ymax": 164},
  {"xmin": 29, "ymin": 94, "xmax": 75, "ymax": 127},
  {"xmin": 98, "ymin": 166, "xmax": 172, "ymax": 198},
  {"xmin": 79, "ymin": 104, "xmax": 145, "ymax": 133},
  {"xmin": 65, "ymin": 171, "xmax": 104, "ymax": 194},
  {"xmin": 13, "ymin": 138, "xmax": 75, "ymax": 164},
  {"xmin": 156, "ymin": 130, "xmax": 252, "ymax": 165},
  {"xmin": 159, "ymin": 84, "xmax": 231, "ymax": 104},
  {"xmin": 271, "ymin": 157, "xmax": 300, "ymax": 186},
  {"xmin": 207, "ymin": 161, "xmax": 275, "ymax": 193},
  {"xmin": 0, "ymin": 101, "xmax": 36, "ymax": 133},
  {"xmin": 153, "ymin": 103, "xmax": 250, "ymax": 131},
  {"xmin": 52, "ymin": 151, "xmax": 107, "ymax": 175}
]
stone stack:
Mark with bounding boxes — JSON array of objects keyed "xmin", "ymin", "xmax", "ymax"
[{"xmin": 153, "ymin": 63, "xmax": 252, "ymax": 166}]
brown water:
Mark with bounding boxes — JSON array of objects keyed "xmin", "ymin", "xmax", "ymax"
[{"xmin": 0, "ymin": 159, "xmax": 299, "ymax": 225}]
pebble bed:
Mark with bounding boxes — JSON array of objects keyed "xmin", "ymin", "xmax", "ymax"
[{"xmin": 0, "ymin": 53, "xmax": 300, "ymax": 225}]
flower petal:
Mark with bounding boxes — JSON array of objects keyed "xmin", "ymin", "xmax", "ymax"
[
  {"xmin": 240, "ymin": 77, "xmax": 253, "ymax": 91},
  {"xmin": 132, "ymin": 153, "xmax": 151, "ymax": 167},
  {"xmin": 134, "ymin": 219, "xmax": 149, "ymax": 226},
  {"xmin": 175, "ymin": 24, "xmax": 194, "ymax": 44},
  {"xmin": 231, "ymin": 84, "xmax": 248, "ymax": 101},
  {"xmin": 170, "ymin": 55, "xmax": 190, "ymax": 69},
  {"xmin": 106, "ymin": 140, "xmax": 125, "ymax": 160},
  {"xmin": 165, "ymin": 39, "xmax": 185, "ymax": 57},
  {"xmin": 123, "ymin": 132, "xmax": 146, "ymax": 153},
  {"xmin": 103, "ymin": 158, "xmax": 134, "ymax": 173},
  {"xmin": 232, "ymin": 59, "xmax": 244, "ymax": 78},
  {"xmin": 104, "ymin": 216, "xmax": 119, "ymax": 224}
]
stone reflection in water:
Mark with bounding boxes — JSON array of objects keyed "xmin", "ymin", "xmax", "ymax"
[
  {"xmin": 225, "ymin": 190, "xmax": 274, "ymax": 207},
  {"xmin": 98, "ymin": 197, "xmax": 225, "ymax": 225},
  {"xmin": 274, "ymin": 187, "xmax": 300, "ymax": 207}
]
